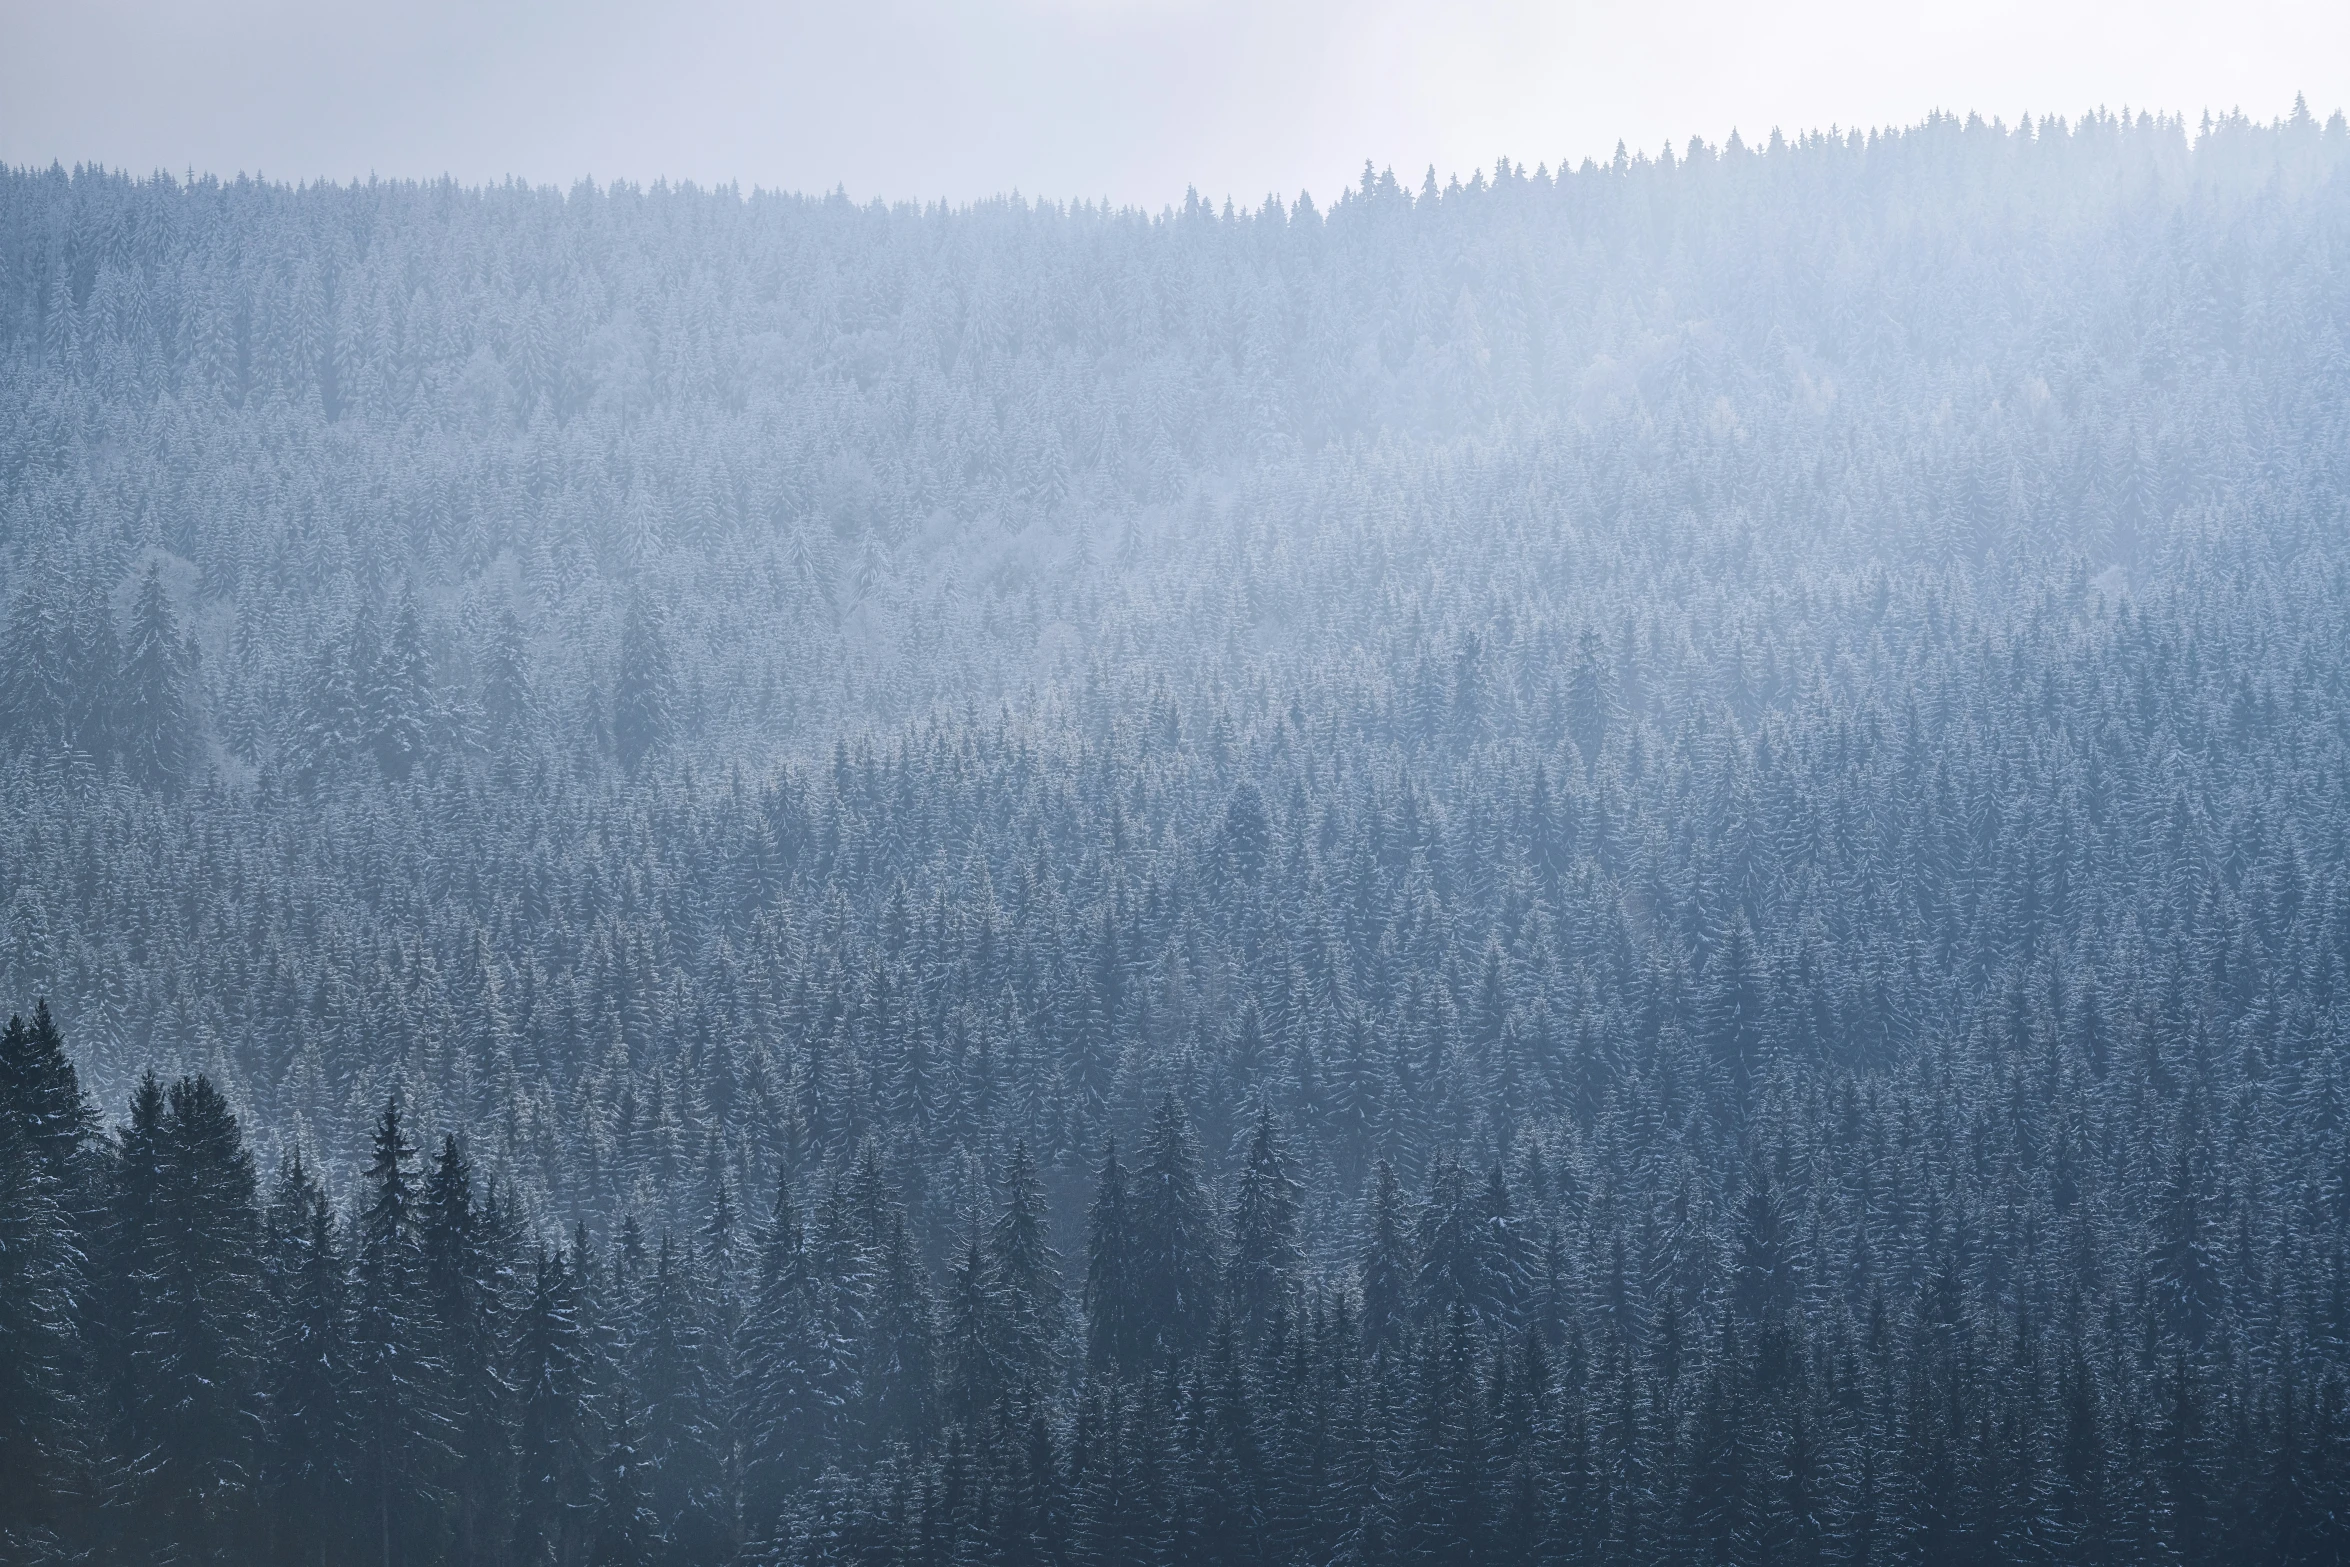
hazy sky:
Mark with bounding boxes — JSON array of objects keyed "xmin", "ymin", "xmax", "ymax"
[{"xmin": 4, "ymin": 0, "xmax": 2345, "ymax": 207}]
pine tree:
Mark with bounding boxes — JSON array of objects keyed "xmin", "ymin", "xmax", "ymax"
[
  {"xmin": 1702, "ymin": 912, "xmax": 1769, "ymax": 1112},
  {"xmin": 1360, "ymin": 1159, "xmax": 1412, "ymax": 1355},
  {"xmin": 512, "ymin": 1249, "xmax": 594, "ymax": 1567},
  {"xmin": 1069, "ymin": 1380, "xmax": 1144, "ymax": 1567},
  {"xmin": 93, "ymin": 1071, "xmax": 169, "ymax": 1533},
  {"xmin": 118, "ymin": 562, "xmax": 194, "ymax": 792},
  {"xmin": 1730, "ymin": 1157, "xmax": 1796, "ymax": 1328},
  {"xmin": 262, "ymin": 1152, "xmax": 354, "ymax": 1567},
  {"xmin": 989, "ymin": 1138, "xmax": 1064, "ymax": 1395},
  {"xmin": 296, "ymin": 622, "xmax": 364, "ymax": 783},
  {"xmin": 134, "ymin": 1075, "xmax": 265, "ymax": 1561},
  {"xmin": 63, "ymin": 579, "xmax": 121, "ymax": 772},
  {"xmin": 0, "ymin": 1003, "xmax": 97, "ymax": 1549},
  {"xmin": 2148, "ymin": 1093, "xmax": 2227, "ymax": 1353},
  {"xmin": 1010, "ymin": 1401, "xmax": 1069, "ymax": 1564},
  {"xmin": 1132, "ymin": 1093, "xmax": 1218, "ymax": 1366},
  {"xmin": 1222, "ymin": 781, "xmax": 1271, "ymax": 888},
  {"xmin": 0, "ymin": 581, "xmax": 70, "ymax": 755},
  {"xmin": 635, "ymin": 1234, "xmax": 725, "ymax": 1562},
  {"xmin": 613, "ymin": 593, "xmax": 673, "ymax": 776},
  {"xmin": 1186, "ymin": 1316, "xmax": 1266, "ymax": 1564},
  {"xmin": 351, "ymin": 1099, "xmax": 440, "ymax": 1567},
  {"xmin": 1683, "ymin": 1352, "xmax": 1752, "ymax": 1567},
  {"xmin": 1226, "ymin": 1104, "xmax": 1302, "ymax": 1342},
  {"xmin": 366, "ymin": 591, "xmax": 435, "ymax": 781},
  {"xmin": 1566, "ymin": 627, "xmax": 1613, "ymax": 774},
  {"xmin": 421, "ymin": 1136, "xmax": 511, "ymax": 1567},
  {"xmin": 943, "ymin": 1220, "xmax": 1007, "ymax": 1429},
  {"xmin": 1394, "ymin": 1305, "xmax": 1488, "ymax": 1565},
  {"xmin": 738, "ymin": 1179, "xmax": 848, "ymax": 1539},
  {"xmin": 587, "ymin": 1402, "xmax": 658, "ymax": 1567},
  {"xmin": 1472, "ymin": 1162, "xmax": 1533, "ymax": 1328},
  {"xmin": 1084, "ymin": 1138, "xmax": 1145, "ymax": 1378},
  {"xmin": 855, "ymin": 1204, "xmax": 935, "ymax": 1457},
  {"xmin": 482, "ymin": 608, "xmax": 541, "ymax": 750},
  {"xmin": 1412, "ymin": 1159, "xmax": 1505, "ymax": 1330}
]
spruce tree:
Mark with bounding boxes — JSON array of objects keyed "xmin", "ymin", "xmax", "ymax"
[
  {"xmin": 512, "ymin": 1249, "xmax": 594, "ymax": 1567},
  {"xmin": 1186, "ymin": 1316, "xmax": 1266, "ymax": 1564},
  {"xmin": 482, "ymin": 608, "xmax": 541, "ymax": 743},
  {"xmin": 366, "ymin": 591, "xmax": 435, "ymax": 782},
  {"xmin": 1083, "ymin": 1138, "xmax": 1142, "ymax": 1376},
  {"xmin": 0, "ymin": 583, "xmax": 70, "ymax": 756},
  {"xmin": 988, "ymin": 1138, "xmax": 1064, "ymax": 1395},
  {"xmin": 738, "ymin": 1179, "xmax": 847, "ymax": 1538},
  {"xmin": 296, "ymin": 623, "xmax": 364, "ymax": 783},
  {"xmin": 262, "ymin": 1153, "xmax": 354, "ymax": 1567},
  {"xmin": 117, "ymin": 562, "xmax": 193, "ymax": 792},
  {"xmin": 613, "ymin": 593, "xmax": 673, "ymax": 776},
  {"xmin": 1132, "ymin": 1093, "xmax": 1218, "ymax": 1366},
  {"xmin": 1226, "ymin": 1104, "xmax": 1303, "ymax": 1342},
  {"xmin": 93, "ymin": 1072, "xmax": 169, "ymax": 1534},
  {"xmin": 351, "ymin": 1098, "xmax": 439, "ymax": 1567},
  {"xmin": 421, "ymin": 1135, "xmax": 511, "ymax": 1567},
  {"xmin": 1360, "ymin": 1159, "xmax": 1412, "ymax": 1355},
  {"xmin": 1394, "ymin": 1304, "xmax": 1488, "ymax": 1565},
  {"xmin": 1411, "ymin": 1159, "xmax": 1490, "ymax": 1330},
  {"xmin": 1702, "ymin": 912, "xmax": 1770, "ymax": 1112},
  {"xmin": 2148, "ymin": 1094, "xmax": 2227, "ymax": 1353},
  {"xmin": 635, "ymin": 1234, "xmax": 725, "ymax": 1563},
  {"xmin": 943, "ymin": 1220, "xmax": 1007, "ymax": 1429},
  {"xmin": 63, "ymin": 579, "xmax": 121, "ymax": 772},
  {"xmin": 587, "ymin": 1401, "xmax": 658, "ymax": 1567},
  {"xmin": 136, "ymin": 1075, "xmax": 265, "ymax": 1562},
  {"xmin": 0, "ymin": 1004, "xmax": 97, "ymax": 1550},
  {"xmin": 855, "ymin": 1203, "xmax": 935, "ymax": 1457}
]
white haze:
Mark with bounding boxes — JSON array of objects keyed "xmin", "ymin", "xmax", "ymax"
[{"xmin": 2, "ymin": 0, "xmax": 2344, "ymax": 204}]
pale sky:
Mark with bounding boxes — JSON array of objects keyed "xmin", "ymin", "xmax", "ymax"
[{"xmin": 2, "ymin": 0, "xmax": 2344, "ymax": 208}]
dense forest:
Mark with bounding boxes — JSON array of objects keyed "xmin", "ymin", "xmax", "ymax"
[{"xmin": 6, "ymin": 102, "xmax": 2350, "ymax": 1564}]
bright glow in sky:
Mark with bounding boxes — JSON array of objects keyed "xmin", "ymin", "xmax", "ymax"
[{"xmin": 3, "ymin": 0, "xmax": 2345, "ymax": 207}]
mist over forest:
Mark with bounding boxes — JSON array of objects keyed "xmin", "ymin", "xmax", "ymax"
[{"xmin": 7, "ymin": 103, "xmax": 2350, "ymax": 1566}]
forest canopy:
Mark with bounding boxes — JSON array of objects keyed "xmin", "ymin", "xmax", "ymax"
[{"xmin": 5, "ymin": 103, "xmax": 2350, "ymax": 1566}]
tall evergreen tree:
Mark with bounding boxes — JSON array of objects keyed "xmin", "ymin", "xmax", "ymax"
[
  {"xmin": 421, "ymin": 1135, "xmax": 511, "ymax": 1567},
  {"xmin": 1226, "ymin": 1104, "xmax": 1303, "ymax": 1342},
  {"xmin": 0, "ymin": 1003, "xmax": 96, "ymax": 1551},
  {"xmin": 482, "ymin": 608, "xmax": 542, "ymax": 753},
  {"xmin": 634, "ymin": 1233, "xmax": 726, "ymax": 1563},
  {"xmin": 117, "ymin": 562, "xmax": 193, "ymax": 792},
  {"xmin": 587, "ymin": 1401, "xmax": 658, "ymax": 1567},
  {"xmin": 512, "ymin": 1249, "xmax": 594, "ymax": 1567},
  {"xmin": 0, "ymin": 582, "xmax": 70, "ymax": 755},
  {"xmin": 366, "ymin": 591, "xmax": 435, "ymax": 781},
  {"xmin": 1702, "ymin": 912, "xmax": 1769, "ymax": 1112},
  {"xmin": 738, "ymin": 1179, "xmax": 847, "ymax": 1539},
  {"xmin": 989, "ymin": 1138, "xmax": 1065, "ymax": 1396},
  {"xmin": 350, "ymin": 1099, "xmax": 439, "ymax": 1567},
  {"xmin": 943, "ymin": 1219, "xmax": 1007, "ymax": 1430},
  {"xmin": 262, "ymin": 1152, "xmax": 354, "ymax": 1567},
  {"xmin": 854, "ymin": 1203, "xmax": 935, "ymax": 1456},
  {"xmin": 93, "ymin": 1071, "xmax": 170, "ymax": 1537},
  {"xmin": 1360, "ymin": 1159, "xmax": 1412, "ymax": 1356},
  {"xmin": 1132, "ymin": 1093, "xmax": 1218, "ymax": 1366},
  {"xmin": 62, "ymin": 579, "xmax": 121, "ymax": 772},
  {"xmin": 613, "ymin": 593, "xmax": 673, "ymax": 776},
  {"xmin": 134, "ymin": 1075, "xmax": 264, "ymax": 1562},
  {"xmin": 1084, "ymin": 1139, "xmax": 1142, "ymax": 1377}
]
